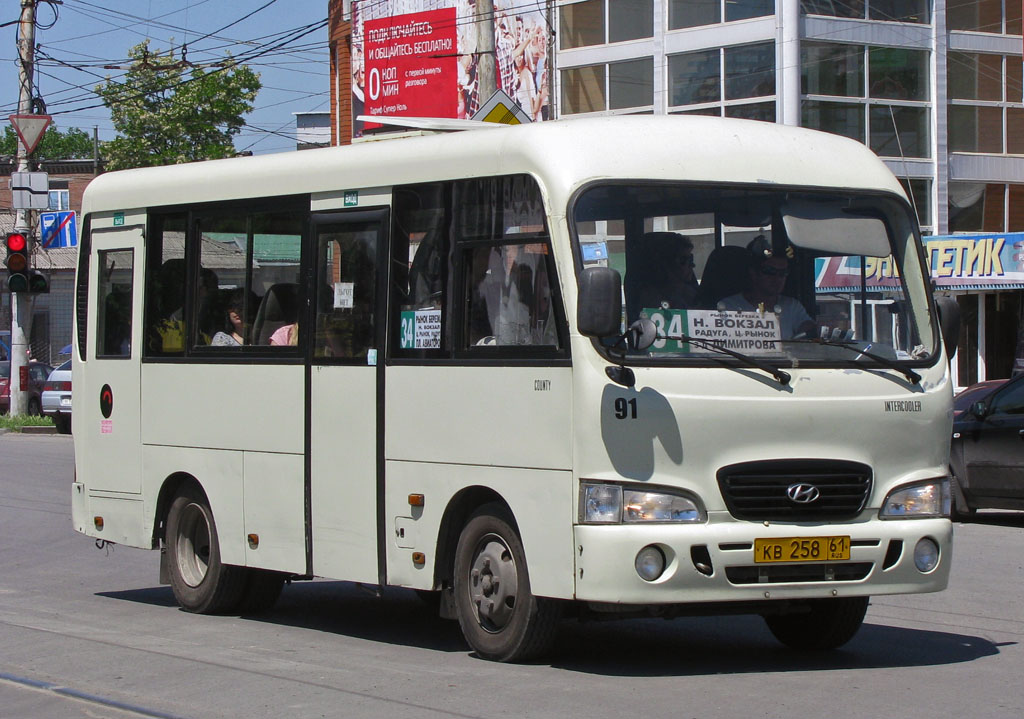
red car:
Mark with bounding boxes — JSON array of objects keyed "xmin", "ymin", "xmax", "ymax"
[{"xmin": 0, "ymin": 361, "xmax": 53, "ymax": 416}]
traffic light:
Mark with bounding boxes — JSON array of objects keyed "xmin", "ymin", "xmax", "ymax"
[
  {"xmin": 27, "ymin": 269, "xmax": 49, "ymax": 293},
  {"xmin": 5, "ymin": 232, "xmax": 29, "ymax": 293}
]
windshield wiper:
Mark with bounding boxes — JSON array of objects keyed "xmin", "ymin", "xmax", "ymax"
[
  {"xmin": 665, "ymin": 333, "xmax": 791, "ymax": 386},
  {"xmin": 783, "ymin": 339, "xmax": 921, "ymax": 385}
]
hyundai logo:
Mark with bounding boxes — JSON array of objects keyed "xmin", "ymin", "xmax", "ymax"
[{"xmin": 786, "ymin": 483, "xmax": 821, "ymax": 504}]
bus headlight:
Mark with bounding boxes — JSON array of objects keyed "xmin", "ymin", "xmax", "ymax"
[
  {"xmin": 581, "ymin": 483, "xmax": 704, "ymax": 523},
  {"xmin": 879, "ymin": 479, "xmax": 950, "ymax": 519}
]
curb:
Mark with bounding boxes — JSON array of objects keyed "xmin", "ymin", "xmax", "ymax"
[{"xmin": 16, "ymin": 425, "xmax": 58, "ymax": 435}]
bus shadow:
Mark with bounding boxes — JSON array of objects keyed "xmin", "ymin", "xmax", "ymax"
[
  {"xmin": 99, "ymin": 583, "xmax": 1001, "ymax": 673},
  {"xmin": 957, "ymin": 511, "xmax": 1024, "ymax": 529},
  {"xmin": 547, "ymin": 615, "xmax": 1001, "ymax": 676}
]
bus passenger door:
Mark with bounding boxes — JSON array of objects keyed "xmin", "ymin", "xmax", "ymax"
[
  {"xmin": 308, "ymin": 209, "xmax": 388, "ymax": 583},
  {"xmin": 78, "ymin": 220, "xmax": 145, "ymax": 495}
]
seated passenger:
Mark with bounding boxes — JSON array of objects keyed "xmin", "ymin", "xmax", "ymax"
[
  {"xmin": 718, "ymin": 238, "xmax": 816, "ymax": 339},
  {"xmin": 211, "ymin": 288, "xmax": 257, "ymax": 347},
  {"xmin": 625, "ymin": 232, "xmax": 698, "ymax": 323}
]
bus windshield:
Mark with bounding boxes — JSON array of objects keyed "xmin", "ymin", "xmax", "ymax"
[{"xmin": 573, "ymin": 183, "xmax": 937, "ymax": 365}]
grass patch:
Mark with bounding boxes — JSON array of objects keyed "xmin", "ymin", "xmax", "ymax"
[{"xmin": 0, "ymin": 414, "xmax": 55, "ymax": 430}]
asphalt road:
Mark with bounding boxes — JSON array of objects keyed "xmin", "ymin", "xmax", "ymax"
[{"xmin": 1, "ymin": 432, "xmax": 1022, "ymax": 719}]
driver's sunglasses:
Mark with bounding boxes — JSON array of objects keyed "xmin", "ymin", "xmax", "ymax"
[{"xmin": 759, "ymin": 264, "xmax": 789, "ymax": 277}]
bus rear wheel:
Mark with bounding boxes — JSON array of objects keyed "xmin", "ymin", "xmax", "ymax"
[
  {"xmin": 165, "ymin": 487, "xmax": 245, "ymax": 614},
  {"xmin": 453, "ymin": 504, "xmax": 560, "ymax": 662},
  {"xmin": 764, "ymin": 596, "xmax": 869, "ymax": 650}
]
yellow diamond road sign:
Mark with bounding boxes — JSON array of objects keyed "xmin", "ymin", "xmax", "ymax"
[{"xmin": 472, "ymin": 90, "xmax": 531, "ymax": 125}]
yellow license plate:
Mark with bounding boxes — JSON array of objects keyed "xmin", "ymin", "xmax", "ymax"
[{"xmin": 754, "ymin": 536, "xmax": 851, "ymax": 563}]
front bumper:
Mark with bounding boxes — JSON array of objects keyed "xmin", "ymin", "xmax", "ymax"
[{"xmin": 574, "ymin": 512, "xmax": 951, "ymax": 605}]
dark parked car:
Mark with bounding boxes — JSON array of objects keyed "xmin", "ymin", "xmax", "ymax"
[
  {"xmin": 950, "ymin": 374, "xmax": 1024, "ymax": 518},
  {"xmin": 0, "ymin": 360, "xmax": 54, "ymax": 416}
]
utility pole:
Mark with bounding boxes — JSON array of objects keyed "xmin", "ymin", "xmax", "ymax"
[
  {"xmin": 9, "ymin": 0, "xmax": 37, "ymax": 416},
  {"xmin": 475, "ymin": 0, "xmax": 496, "ymax": 103}
]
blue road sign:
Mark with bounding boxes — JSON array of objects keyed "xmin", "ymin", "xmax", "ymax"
[{"xmin": 39, "ymin": 211, "xmax": 78, "ymax": 248}]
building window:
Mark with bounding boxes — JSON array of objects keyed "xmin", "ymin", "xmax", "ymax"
[
  {"xmin": 802, "ymin": 42, "xmax": 864, "ymax": 97},
  {"xmin": 947, "ymin": 0, "xmax": 1018, "ymax": 34},
  {"xmin": 562, "ymin": 58, "xmax": 652, "ymax": 113},
  {"xmin": 801, "ymin": 0, "xmax": 864, "ymax": 18},
  {"xmin": 669, "ymin": 49, "xmax": 720, "ymax": 105},
  {"xmin": 48, "ymin": 189, "xmax": 70, "ymax": 211},
  {"xmin": 668, "ymin": 43, "xmax": 775, "ymax": 115},
  {"xmin": 562, "ymin": 65, "xmax": 607, "ymax": 113},
  {"xmin": 610, "ymin": 0, "xmax": 654, "ymax": 43},
  {"xmin": 870, "ymin": 105, "xmax": 928, "ymax": 157},
  {"xmin": 609, "ymin": 58, "xmax": 654, "ymax": 109},
  {"xmin": 898, "ymin": 178, "xmax": 931, "ymax": 229},
  {"xmin": 802, "ymin": 100, "xmax": 865, "ymax": 142},
  {"xmin": 669, "ymin": 0, "xmax": 771, "ymax": 31},
  {"xmin": 803, "ymin": 0, "xmax": 927, "ymax": 23},
  {"xmin": 949, "ymin": 52, "xmax": 1004, "ymax": 101},
  {"xmin": 948, "ymin": 105, "xmax": 1004, "ymax": 153},
  {"xmin": 559, "ymin": 0, "xmax": 653, "ymax": 49},
  {"xmin": 725, "ymin": 43, "xmax": 775, "ymax": 100},
  {"xmin": 801, "ymin": 43, "xmax": 930, "ymax": 158},
  {"xmin": 948, "ymin": 183, "xmax": 1005, "ymax": 233},
  {"xmin": 726, "ymin": 0, "xmax": 774, "ymax": 22},
  {"xmin": 869, "ymin": 47, "xmax": 928, "ymax": 101},
  {"xmin": 868, "ymin": 1, "xmax": 929, "ymax": 23},
  {"xmin": 725, "ymin": 102, "xmax": 776, "ymax": 122}
]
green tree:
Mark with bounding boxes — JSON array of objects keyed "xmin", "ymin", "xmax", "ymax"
[
  {"xmin": 1, "ymin": 125, "xmax": 95, "ymax": 160},
  {"xmin": 96, "ymin": 41, "xmax": 261, "ymax": 170}
]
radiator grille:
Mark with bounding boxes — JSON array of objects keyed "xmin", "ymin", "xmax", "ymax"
[
  {"xmin": 725, "ymin": 562, "xmax": 873, "ymax": 585},
  {"xmin": 717, "ymin": 459, "xmax": 872, "ymax": 522}
]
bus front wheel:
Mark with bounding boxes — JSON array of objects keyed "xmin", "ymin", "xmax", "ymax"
[
  {"xmin": 453, "ymin": 503, "xmax": 560, "ymax": 662},
  {"xmin": 165, "ymin": 487, "xmax": 245, "ymax": 614},
  {"xmin": 764, "ymin": 596, "xmax": 869, "ymax": 650}
]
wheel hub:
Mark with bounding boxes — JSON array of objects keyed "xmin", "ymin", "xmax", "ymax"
[
  {"xmin": 469, "ymin": 534, "xmax": 517, "ymax": 632},
  {"xmin": 175, "ymin": 502, "xmax": 212, "ymax": 588}
]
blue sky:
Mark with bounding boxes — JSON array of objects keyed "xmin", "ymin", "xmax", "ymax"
[{"xmin": 1, "ymin": 0, "xmax": 329, "ymax": 155}]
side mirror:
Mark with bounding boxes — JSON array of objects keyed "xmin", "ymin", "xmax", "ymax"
[
  {"xmin": 627, "ymin": 318, "xmax": 657, "ymax": 352},
  {"xmin": 578, "ymin": 266, "xmax": 622, "ymax": 338},
  {"xmin": 970, "ymin": 400, "xmax": 988, "ymax": 420},
  {"xmin": 934, "ymin": 296, "xmax": 960, "ymax": 359}
]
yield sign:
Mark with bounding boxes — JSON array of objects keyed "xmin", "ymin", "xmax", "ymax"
[{"xmin": 9, "ymin": 114, "xmax": 52, "ymax": 155}]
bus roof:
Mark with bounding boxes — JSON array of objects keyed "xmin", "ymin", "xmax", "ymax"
[{"xmin": 81, "ymin": 116, "xmax": 906, "ymax": 216}]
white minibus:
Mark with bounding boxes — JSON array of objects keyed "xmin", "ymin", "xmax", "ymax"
[{"xmin": 72, "ymin": 116, "xmax": 958, "ymax": 662}]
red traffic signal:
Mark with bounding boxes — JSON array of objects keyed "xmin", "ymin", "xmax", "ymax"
[
  {"xmin": 6, "ymin": 232, "xmax": 26, "ymax": 253},
  {"xmin": 6, "ymin": 232, "xmax": 30, "ymax": 291}
]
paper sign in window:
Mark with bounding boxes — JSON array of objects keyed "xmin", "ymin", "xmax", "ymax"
[{"xmin": 334, "ymin": 282, "xmax": 354, "ymax": 309}]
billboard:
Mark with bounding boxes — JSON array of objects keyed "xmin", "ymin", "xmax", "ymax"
[
  {"xmin": 815, "ymin": 232, "xmax": 1024, "ymax": 292},
  {"xmin": 351, "ymin": 0, "xmax": 551, "ymax": 138}
]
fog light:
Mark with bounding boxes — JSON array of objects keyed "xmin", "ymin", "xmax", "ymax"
[
  {"xmin": 913, "ymin": 538, "xmax": 939, "ymax": 573},
  {"xmin": 635, "ymin": 545, "xmax": 666, "ymax": 582}
]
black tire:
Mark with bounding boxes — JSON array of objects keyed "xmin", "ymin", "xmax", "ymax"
[
  {"xmin": 453, "ymin": 503, "xmax": 560, "ymax": 662},
  {"xmin": 764, "ymin": 596, "xmax": 869, "ymax": 650},
  {"xmin": 165, "ymin": 486, "xmax": 246, "ymax": 614},
  {"xmin": 26, "ymin": 397, "xmax": 40, "ymax": 416},
  {"xmin": 950, "ymin": 474, "xmax": 975, "ymax": 522},
  {"xmin": 237, "ymin": 569, "xmax": 286, "ymax": 614},
  {"xmin": 54, "ymin": 415, "xmax": 71, "ymax": 434}
]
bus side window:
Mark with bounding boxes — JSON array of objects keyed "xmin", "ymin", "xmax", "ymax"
[
  {"xmin": 96, "ymin": 249, "xmax": 134, "ymax": 358},
  {"xmin": 313, "ymin": 223, "xmax": 378, "ymax": 359},
  {"xmin": 392, "ymin": 183, "xmax": 449, "ymax": 354},
  {"xmin": 465, "ymin": 242, "xmax": 558, "ymax": 348},
  {"xmin": 144, "ymin": 213, "xmax": 188, "ymax": 357}
]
